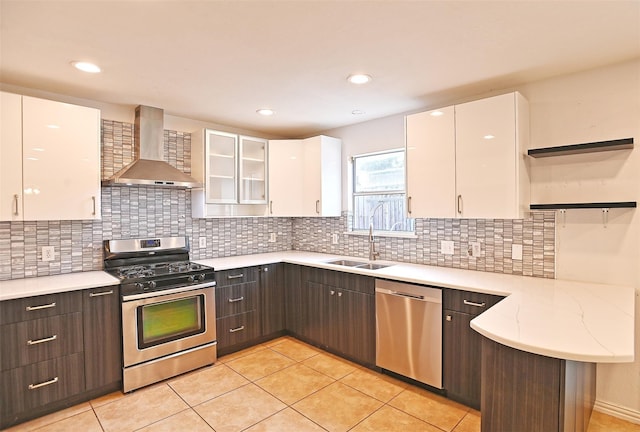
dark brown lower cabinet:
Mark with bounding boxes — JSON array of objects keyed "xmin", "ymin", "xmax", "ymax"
[
  {"xmin": 481, "ymin": 337, "xmax": 596, "ymax": 432},
  {"xmin": 259, "ymin": 264, "xmax": 285, "ymax": 337}
]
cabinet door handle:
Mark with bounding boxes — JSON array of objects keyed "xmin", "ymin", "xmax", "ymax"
[
  {"xmin": 229, "ymin": 325, "xmax": 245, "ymax": 333},
  {"xmin": 330, "ymin": 290, "xmax": 335, "ymax": 295},
  {"xmin": 28, "ymin": 376, "xmax": 59, "ymax": 390},
  {"xmin": 407, "ymin": 196, "xmax": 412, "ymax": 215},
  {"xmin": 89, "ymin": 290, "xmax": 114, "ymax": 297},
  {"xmin": 26, "ymin": 302, "xmax": 56, "ymax": 311},
  {"xmin": 457, "ymin": 195, "xmax": 463, "ymax": 215},
  {"xmin": 315, "ymin": 200, "xmax": 320, "ymax": 214},
  {"xmin": 228, "ymin": 296, "xmax": 244, "ymax": 303},
  {"xmin": 227, "ymin": 273, "xmax": 244, "ymax": 279},
  {"xmin": 92, "ymin": 196, "xmax": 97, "ymax": 216},
  {"xmin": 446, "ymin": 315, "xmax": 452, "ymax": 321},
  {"xmin": 27, "ymin": 335, "xmax": 57, "ymax": 345},
  {"xmin": 338, "ymin": 292, "xmax": 342, "ymax": 297},
  {"xmin": 269, "ymin": 200, "xmax": 273, "ymax": 214},
  {"xmin": 13, "ymin": 194, "xmax": 19, "ymax": 216},
  {"xmin": 463, "ymin": 299, "xmax": 486, "ymax": 308}
]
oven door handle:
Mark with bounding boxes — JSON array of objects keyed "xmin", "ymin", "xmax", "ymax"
[{"xmin": 122, "ymin": 280, "xmax": 217, "ymax": 301}]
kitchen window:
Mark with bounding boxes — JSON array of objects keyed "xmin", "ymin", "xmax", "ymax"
[{"xmin": 350, "ymin": 149, "xmax": 414, "ymax": 234}]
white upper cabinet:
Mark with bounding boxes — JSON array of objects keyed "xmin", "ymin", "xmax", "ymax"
[
  {"xmin": 0, "ymin": 92, "xmax": 101, "ymax": 221},
  {"xmin": 0, "ymin": 92, "xmax": 23, "ymax": 221},
  {"xmin": 405, "ymin": 92, "xmax": 529, "ymax": 219},
  {"xmin": 268, "ymin": 135, "xmax": 341, "ymax": 217},
  {"xmin": 239, "ymin": 135, "xmax": 268, "ymax": 204}
]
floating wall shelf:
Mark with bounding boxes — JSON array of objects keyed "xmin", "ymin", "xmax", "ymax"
[
  {"xmin": 528, "ymin": 138, "xmax": 634, "ymax": 158},
  {"xmin": 530, "ymin": 202, "xmax": 637, "ymax": 210}
]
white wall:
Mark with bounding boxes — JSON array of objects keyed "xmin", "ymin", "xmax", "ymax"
[{"xmin": 324, "ymin": 59, "xmax": 640, "ymax": 418}]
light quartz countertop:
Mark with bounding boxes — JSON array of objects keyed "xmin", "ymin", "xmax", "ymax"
[
  {"xmin": 0, "ymin": 271, "xmax": 120, "ymax": 301},
  {"xmin": 0, "ymin": 251, "xmax": 633, "ymax": 364},
  {"xmin": 196, "ymin": 251, "xmax": 635, "ymax": 364}
]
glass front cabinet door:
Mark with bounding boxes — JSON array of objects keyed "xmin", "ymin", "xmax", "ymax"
[{"xmin": 239, "ymin": 135, "xmax": 267, "ymax": 204}]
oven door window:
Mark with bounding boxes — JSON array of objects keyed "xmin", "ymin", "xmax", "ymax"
[{"xmin": 137, "ymin": 295, "xmax": 205, "ymax": 349}]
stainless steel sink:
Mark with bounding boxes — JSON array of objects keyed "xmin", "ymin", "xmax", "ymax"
[{"xmin": 326, "ymin": 259, "xmax": 390, "ymax": 270}]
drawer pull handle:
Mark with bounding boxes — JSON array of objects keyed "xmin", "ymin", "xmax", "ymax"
[
  {"xmin": 28, "ymin": 376, "xmax": 59, "ymax": 390},
  {"xmin": 229, "ymin": 325, "xmax": 245, "ymax": 333},
  {"xmin": 27, "ymin": 335, "xmax": 57, "ymax": 346},
  {"xmin": 26, "ymin": 302, "xmax": 56, "ymax": 311},
  {"xmin": 89, "ymin": 290, "xmax": 114, "ymax": 297},
  {"xmin": 227, "ymin": 274, "xmax": 244, "ymax": 279},
  {"xmin": 463, "ymin": 299, "xmax": 486, "ymax": 308},
  {"xmin": 228, "ymin": 296, "xmax": 244, "ymax": 303}
]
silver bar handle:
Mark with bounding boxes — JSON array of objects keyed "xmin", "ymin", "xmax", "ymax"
[
  {"xmin": 89, "ymin": 290, "xmax": 114, "ymax": 297},
  {"xmin": 315, "ymin": 199, "xmax": 320, "ymax": 214},
  {"xmin": 463, "ymin": 299, "xmax": 486, "ymax": 308},
  {"xmin": 227, "ymin": 273, "xmax": 244, "ymax": 280},
  {"xmin": 229, "ymin": 325, "xmax": 245, "ymax": 333},
  {"xmin": 26, "ymin": 302, "xmax": 56, "ymax": 311},
  {"xmin": 27, "ymin": 335, "xmax": 57, "ymax": 346},
  {"xmin": 28, "ymin": 376, "xmax": 59, "ymax": 390},
  {"xmin": 392, "ymin": 291, "xmax": 425, "ymax": 300},
  {"xmin": 457, "ymin": 195, "xmax": 463, "ymax": 215},
  {"xmin": 92, "ymin": 196, "xmax": 96, "ymax": 216},
  {"xmin": 13, "ymin": 194, "xmax": 19, "ymax": 216},
  {"xmin": 269, "ymin": 200, "xmax": 273, "ymax": 215},
  {"xmin": 228, "ymin": 296, "xmax": 244, "ymax": 303},
  {"xmin": 407, "ymin": 196, "xmax": 412, "ymax": 215}
]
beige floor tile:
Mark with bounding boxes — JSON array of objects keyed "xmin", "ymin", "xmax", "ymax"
[
  {"xmin": 350, "ymin": 405, "xmax": 442, "ymax": 432},
  {"xmin": 293, "ymin": 382, "xmax": 383, "ymax": 432},
  {"xmin": 340, "ymin": 368, "xmax": 407, "ymax": 402},
  {"xmin": 194, "ymin": 383, "xmax": 286, "ymax": 432},
  {"xmin": 90, "ymin": 390, "xmax": 127, "ymax": 409},
  {"xmin": 302, "ymin": 352, "xmax": 358, "ymax": 380},
  {"xmin": 218, "ymin": 343, "xmax": 268, "ymax": 364},
  {"xmin": 262, "ymin": 336, "xmax": 296, "ymax": 347},
  {"xmin": 268, "ymin": 338, "xmax": 320, "ymax": 362},
  {"xmin": 2, "ymin": 402, "xmax": 92, "ymax": 432},
  {"xmin": 169, "ymin": 363, "xmax": 250, "ymax": 406},
  {"xmin": 27, "ymin": 410, "xmax": 103, "ymax": 432},
  {"xmin": 453, "ymin": 409, "xmax": 481, "ymax": 432},
  {"xmin": 244, "ymin": 407, "xmax": 327, "ymax": 432},
  {"xmin": 94, "ymin": 384, "xmax": 189, "ymax": 432},
  {"xmin": 226, "ymin": 348, "xmax": 296, "ymax": 381},
  {"xmin": 587, "ymin": 410, "xmax": 640, "ymax": 432},
  {"xmin": 256, "ymin": 363, "xmax": 334, "ymax": 404},
  {"xmin": 389, "ymin": 386, "xmax": 469, "ymax": 432},
  {"xmin": 136, "ymin": 409, "xmax": 214, "ymax": 432}
]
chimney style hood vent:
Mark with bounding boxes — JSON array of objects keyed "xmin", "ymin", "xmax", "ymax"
[{"xmin": 102, "ymin": 105, "xmax": 203, "ymax": 188}]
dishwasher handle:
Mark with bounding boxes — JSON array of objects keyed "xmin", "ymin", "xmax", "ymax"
[{"xmin": 375, "ymin": 286, "xmax": 441, "ymax": 304}]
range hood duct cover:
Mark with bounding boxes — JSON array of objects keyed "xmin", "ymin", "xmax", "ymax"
[{"xmin": 102, "ymin": 105, "xmax": 203, "ymax": 188}]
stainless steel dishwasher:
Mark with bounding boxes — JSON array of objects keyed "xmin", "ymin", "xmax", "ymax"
[{"xmin": 375, "ymin": 279, "xmax": 442, "ymax": 389}]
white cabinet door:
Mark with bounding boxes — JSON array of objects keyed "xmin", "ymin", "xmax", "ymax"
[
  {"xmin": 239, "ymin": 136, "xmax": 268, "ymax": 204},
  {"xmin": 315, "ymin": 136, "xmax": 341, "ymax": 217},
  {"xmin": 204, "ymin": 130, "xmax": 238, "ymax": 204},
  {"xmin": 0, "ymin": 92, "xmax": 23, "ymax": 221},
  {"xmin": 405, "ymin": 106, "xmax": 456, "ymax": 218},
  {"xmin": 268, "ymin": 139, "xmax": 304, "ymax": 216},
  {"xmin": 455, "ymin": 93, "xmax": 528, "ymax": 219}
]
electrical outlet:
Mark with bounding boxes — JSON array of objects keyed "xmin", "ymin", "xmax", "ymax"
[
  {"xmin": 269, "ymin": 233, "xmax": 277, "ymax": 243},
  {"xmin": 512, "ymin": 244, "xmax": 523, "ymax": 260},
  {"xmin": 441, "ymin": 240, "xmax": 454, "ymax": 255},
  {"xmin": 469, "ymin": 241, "xmax": 481, "ymax": 257},
  {"xmin": 332, "ymin": 233, "xmax": 339, "ymax": 245},
  {"xmin": 199, "ymin": 237, "xmax": 207, "ymax": 248},
  {"xmin": 42, "ymin": 246, "xmax": 55, "ymax": 262}
]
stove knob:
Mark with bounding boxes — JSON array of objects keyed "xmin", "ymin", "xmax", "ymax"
[
  {"xmin": 188, "ymin": 275, "xmax": 196, "ymax": 283},
  {"xmin": 148, "ymin": 281, "xmax": 157, "ymax": 289},
  {"xmin": 135, "ymin": 282, "xmax": 144, "ymax": 290},
  {"xmin": 198, "ymin": 273, "xmax": 206, "ymax": 281}
]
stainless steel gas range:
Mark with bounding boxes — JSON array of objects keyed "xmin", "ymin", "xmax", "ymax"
[{"xmin": 104, "ymin": 237, "xmax": 217, "ymax": 393}]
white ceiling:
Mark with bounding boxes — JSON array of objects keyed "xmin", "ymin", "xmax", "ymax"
[{"xmin": 1, "ymin": 0, "xmax": 639, "ymax": 138}]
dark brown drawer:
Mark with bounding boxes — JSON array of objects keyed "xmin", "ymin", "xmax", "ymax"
[
  {"xmin": 215, "ymin": 267, "xmax": 259, "ymax": 287},
  {"xmin": 215, "ymin": 281, "xmax": 258, "ymax": 318},
  {"xmin": 1, "ymin": 352, "xmax": 85, "ymax": 422},
  {"xmin": 443, "ymin": 288, "xmax": 504, "ymax": 316},
  {"xmin": 0, "ymin": 291, "xmax": 83, "ymax": 325},
  {"xmin": 1, "ymin": 312, "xmax": 84, "ymax": 371},
  {"xmin": 216, "ymin": 311, "xmax": 259, "ymax": 349}
]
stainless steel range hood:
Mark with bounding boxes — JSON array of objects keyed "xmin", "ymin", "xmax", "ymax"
[{"xmin": 102, "ymin": 105, "xmax": 203, "ymax": 188}]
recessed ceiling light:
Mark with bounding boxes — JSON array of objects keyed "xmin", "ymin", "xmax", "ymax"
[
  {"xmin": 352, "ymin": 110, "xmax": 365, "ymax": 115},
  {"xmin": 347, "ymin": 74, "xmax": 372, "ymax": 85},
  {"xmin": 256, "ymin": 108, "xmax": 275, "ymax": 116},
  {"xmin": 430, "ymin": 111, "xmax": 444, "ymax": 117},
  {"xmin": 484, "ymin": 135, "xmax": 495, "ymax": 140},
  {"xmin": 71, "ymin": 61, "xmax": 101, "ymax": 73}
]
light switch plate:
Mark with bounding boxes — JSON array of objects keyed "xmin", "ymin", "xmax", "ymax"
[
  {"xmin": 469, "ymin": 241, "xmax": 481, "ymax": 257},
  {"xmin": 199, "ymin": 237, "xmax": 207, "ymax": 248},
  {"xmin": 42, "ymin": 246, "xmax": 55, "ymax": 262},
  {"xmin": 441, "ymin": 240, "xmax": 454, "ymax": 255},
  {"xmin": 332, "ymin": 233, "xmax": 339, "ymax": 245},
  {"xmin": 269, "ymin": 233, "xmax": 277, "ymax": 243},
  {"xmin": 512, "ymin": 244, "xmax": 523, "ymax": 260}
]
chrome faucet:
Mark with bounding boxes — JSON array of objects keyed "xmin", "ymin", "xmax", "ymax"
[{"xmin": 369, "ymin": 202, "xmax": 384, "ymax": 261}]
